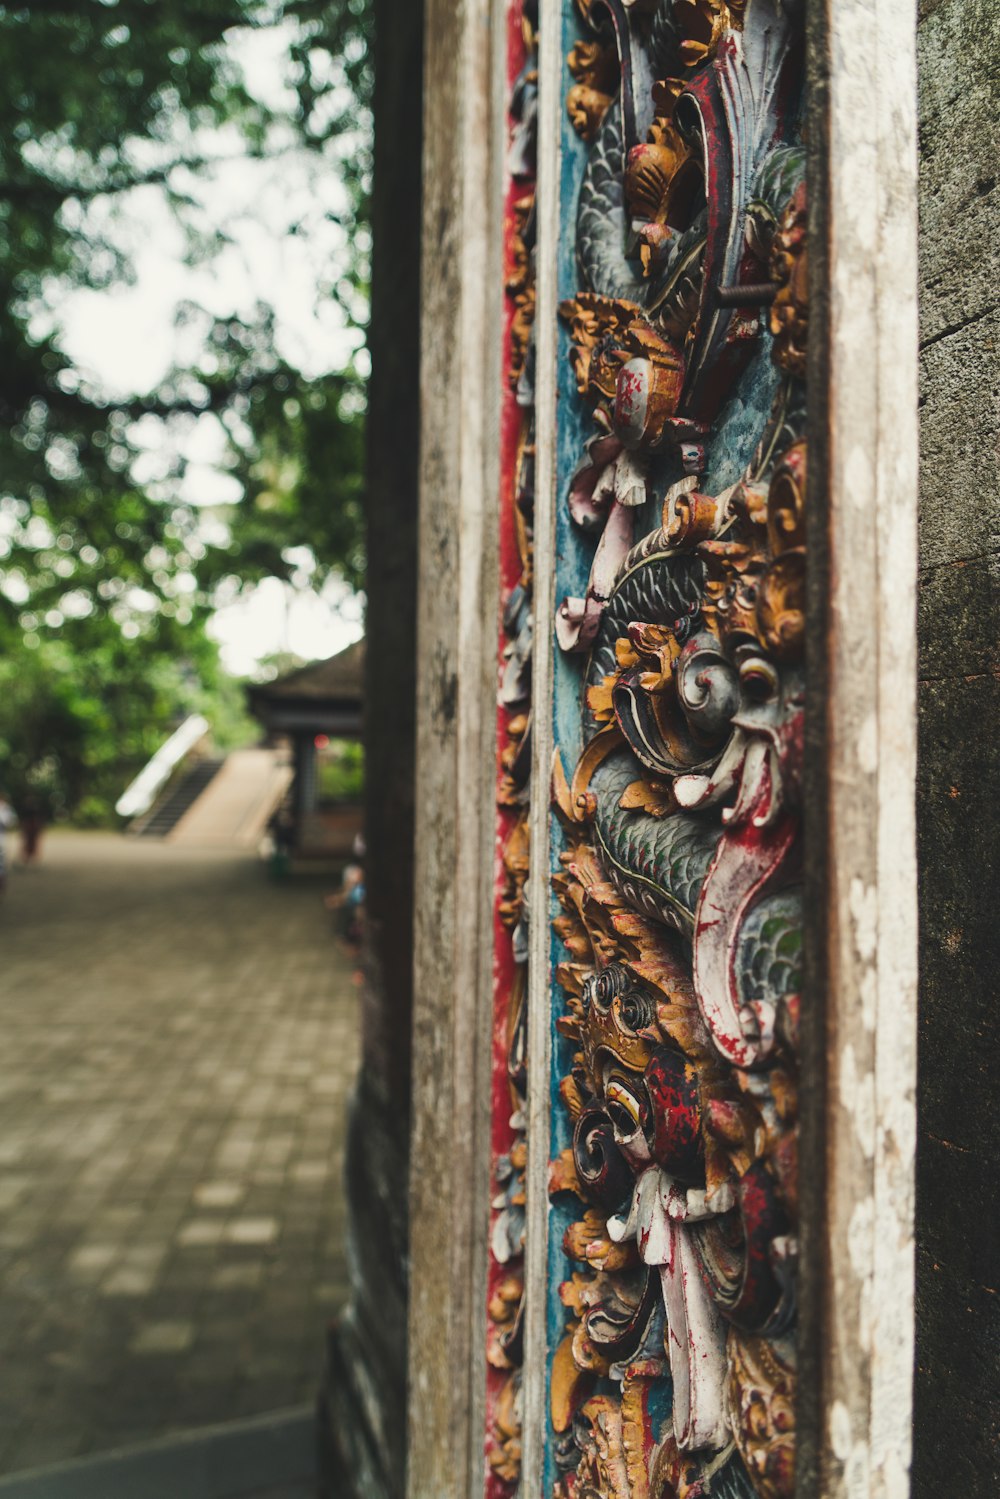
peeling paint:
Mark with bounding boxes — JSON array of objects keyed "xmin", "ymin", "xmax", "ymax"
[
  {"xmin": 848, "ymin": 1195, "xmax": 875, "ymax": 1278},
  {"xmin": 839, "ymin": 1043, "xmax": 876, "ymax": 1159},
  {"xmin": 849, "ymin": 876, "xmax": 878, "ymax": 964},
  {"xmin": 859, "ymin": 966, "xmax": 877, "ymax": 1033},
  {"xmin": 830, "ymin": 1399, "xmax": 852, "ymax": 1461},
  {"xmin": 845, "ymin": 442, "xmax": 876, "ymax": 511},
  {"xmin": 857, "ymin": 711, "xmax": 878, "ymax": 774}
]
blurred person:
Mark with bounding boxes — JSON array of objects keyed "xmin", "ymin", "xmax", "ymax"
[
  {"xmin": 0, "ymin": 793, "xmax": 15, "ymax": 894},
  {"xmin": 325, "ymin": 856, "xmax": 366, "ymax": 966},
  {"xmin": 17, "ymin": 795, "xmax": 44, "ymax": 866},
  {"xmin": 267, "ymin": 798, "xmax": 295, "ymax": 881}
]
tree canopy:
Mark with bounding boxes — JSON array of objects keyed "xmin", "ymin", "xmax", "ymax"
[{"xmin": 0, "ymin": 0, "xmax": 372, "ymax": 818}]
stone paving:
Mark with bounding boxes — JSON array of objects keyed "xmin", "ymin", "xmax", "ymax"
[{"xmin": 0, "ymin": 832, "xmax": 360, "ymax": 1475}]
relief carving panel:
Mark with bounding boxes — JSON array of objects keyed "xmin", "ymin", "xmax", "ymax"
[{"xmin": 544, "ymin": 2, "xmax": 806, "ymax": 1493}]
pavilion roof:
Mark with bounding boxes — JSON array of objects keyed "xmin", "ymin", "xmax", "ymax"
[{"xmin": 247, "ymin": 639, "xmax": 364, "ymax": 736}]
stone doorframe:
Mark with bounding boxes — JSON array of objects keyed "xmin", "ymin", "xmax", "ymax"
[{"xmin": 408, "ymin": 1, "xmax": 919, "ymax": 1496}]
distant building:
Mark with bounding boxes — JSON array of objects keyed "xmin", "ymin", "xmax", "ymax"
[{"xmin": 247, "ymin": 640, "xmax": 364, "ymax": 861}]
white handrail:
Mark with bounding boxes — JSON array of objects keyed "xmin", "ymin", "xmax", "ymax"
[{"xmin": 115, "ymin": 715, "xmax": 210, "ymax": 820}]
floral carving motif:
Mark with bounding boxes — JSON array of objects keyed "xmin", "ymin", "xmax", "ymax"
[
  {"xmin": 508, "ymin": 194, "xmax": 537, "ymax": 394},
  {"xmin": 726, "ymin": 1331, "xmax": 796, "ymax": 1499},
  {"xmin": 486, "ymin": 6, "xmax": 538, "ymax": 1493}
]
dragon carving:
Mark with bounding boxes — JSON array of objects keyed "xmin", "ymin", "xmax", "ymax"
[{"xmin": 547, "ymin": 1, "xmax": 806, "ymax": 1495}]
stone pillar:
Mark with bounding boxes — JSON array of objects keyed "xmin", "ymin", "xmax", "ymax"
[
  {"xmin": 293, "ymin": 734, "xmax": 317, "ymax": 828},
  {"xmin": 316, "ymin": 0, "xmax": 423, "ymax": 1492},
  {"xmin": 407, "ymin": 1, "xmax": 503, "ymax": 1494},
  {"xmin": 913, "ymin": 2, "xmax": 1000, "ymax": 1492},
  {"xmin": 408, "ymin": 1, "xmax": 920, "ymax": 1497}
]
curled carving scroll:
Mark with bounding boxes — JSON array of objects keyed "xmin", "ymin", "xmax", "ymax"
[{"xmin": 547, "ymin": 1, "xmax": 806, "ymax": 1494}]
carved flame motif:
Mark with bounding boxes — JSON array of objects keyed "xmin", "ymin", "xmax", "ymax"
[{"xmin": 549, "ymin": 0, "xmax": 805, "ymax": 1493}]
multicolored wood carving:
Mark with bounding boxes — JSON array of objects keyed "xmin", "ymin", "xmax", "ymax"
[
  {"xmin": 486, "ymin": 4, "xmax": 538, "ymax": 1490},
  {"xmin": 543, "ymin": 1, "xmax": 805, "ymax": 1493}
]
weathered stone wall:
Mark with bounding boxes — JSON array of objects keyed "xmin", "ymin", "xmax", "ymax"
[
  {"xmin": 316, "ymin": 0, "xmax": 423, "ymax": 1493},
  {"xmin": 915, "ymin": 0, "xmax": 1000, "ymax": 1489}
]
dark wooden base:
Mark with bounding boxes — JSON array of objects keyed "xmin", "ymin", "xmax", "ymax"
[{"xmin": 316, "ymin": 1076, "xmax": 408, "ymax": 1499}]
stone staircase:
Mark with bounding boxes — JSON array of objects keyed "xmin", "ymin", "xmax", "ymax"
[
  {"xmin": 167, "ymin": 749, "xmax": 292, "ymax": 850},
  {"xmin": 135, "ymin": 757, "xmax": 225, "ymax": 838}
]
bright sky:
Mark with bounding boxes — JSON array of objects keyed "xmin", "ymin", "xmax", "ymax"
[{"xmin": 43, "ymin": 23, "xmax": 366, "ymax": 678}]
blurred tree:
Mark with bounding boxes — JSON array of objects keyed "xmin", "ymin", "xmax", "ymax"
[
  {"xmin": 169, "ymin": 309, "xmax": 367, "ymax": 596},
  {"xmin": 0, "ymin": 0, "xmax": 371, "ymax": 817},
  {"xmin": 0, "ymin": 606, "xmax": 256, "ymax": 823},
  {"xmin": 0, "ymin": 0, "xmax": 371, "ymax": 598}
]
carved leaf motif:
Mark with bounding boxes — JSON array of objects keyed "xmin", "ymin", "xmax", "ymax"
[
  {"xmin": 769, "ymin": 184, "xmax": 808, "ymax": 379},
  {"xmin": 674, "ymin": 0, "xmax": 741, "ymax": 68},
  {"xmin": 619, "ymin": 778, "xmax": 678, "ymax": 818},
  {"xmin": 567, "ymin": 37, "xmax": 618, "ymax": 141}
]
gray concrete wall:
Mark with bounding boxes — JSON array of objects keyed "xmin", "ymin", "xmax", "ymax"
[{"xmin": 915, "ymin": 0, "xmax": 1000, "ymax": 1489}]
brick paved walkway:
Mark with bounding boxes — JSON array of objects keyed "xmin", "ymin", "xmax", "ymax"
[{"xmin": 0, "ymin": 832, "xmax": 360, "ymax": 1474}]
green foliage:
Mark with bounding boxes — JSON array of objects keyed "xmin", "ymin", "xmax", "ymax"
[
  {"xmin": 0, "ymin": 0, "xmax": 372, "ymax": 817},
  {"xmin": 0, "ymin": 607, "xmax": 255, "ymax": 824},
  {"xmin": 0, "ymin": 0, "xmax": 372, "ymax": 606},
  {"xmin": 317, "ymin": 738, "xmax": 364, "ymax": 804},
  {"xmin": 170, "ymin": 311, "xmax": 368, "ymax": 595}
]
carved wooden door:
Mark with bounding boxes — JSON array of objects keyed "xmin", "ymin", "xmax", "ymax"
[{"xmin": 411, "ymin": 2, "xmax": 919, "ymax": 1497}]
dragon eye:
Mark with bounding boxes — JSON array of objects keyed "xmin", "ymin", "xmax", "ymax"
[
  {"xmin": 605, "ymin": 1080, "xmax": 642, "ymax": 1137},
  {"xmin": 672, "ymin": 603, "xmax": 699, "ymax": 645}
]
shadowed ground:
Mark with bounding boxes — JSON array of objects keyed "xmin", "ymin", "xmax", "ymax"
[{"xmin": 0, "ymin": 831, "xmax": 359, "ymax": 1474}]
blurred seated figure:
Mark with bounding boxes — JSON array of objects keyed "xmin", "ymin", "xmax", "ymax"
[{"xmin": 325, "ymin": 833, "xmax": 366, "ymax": 959}]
